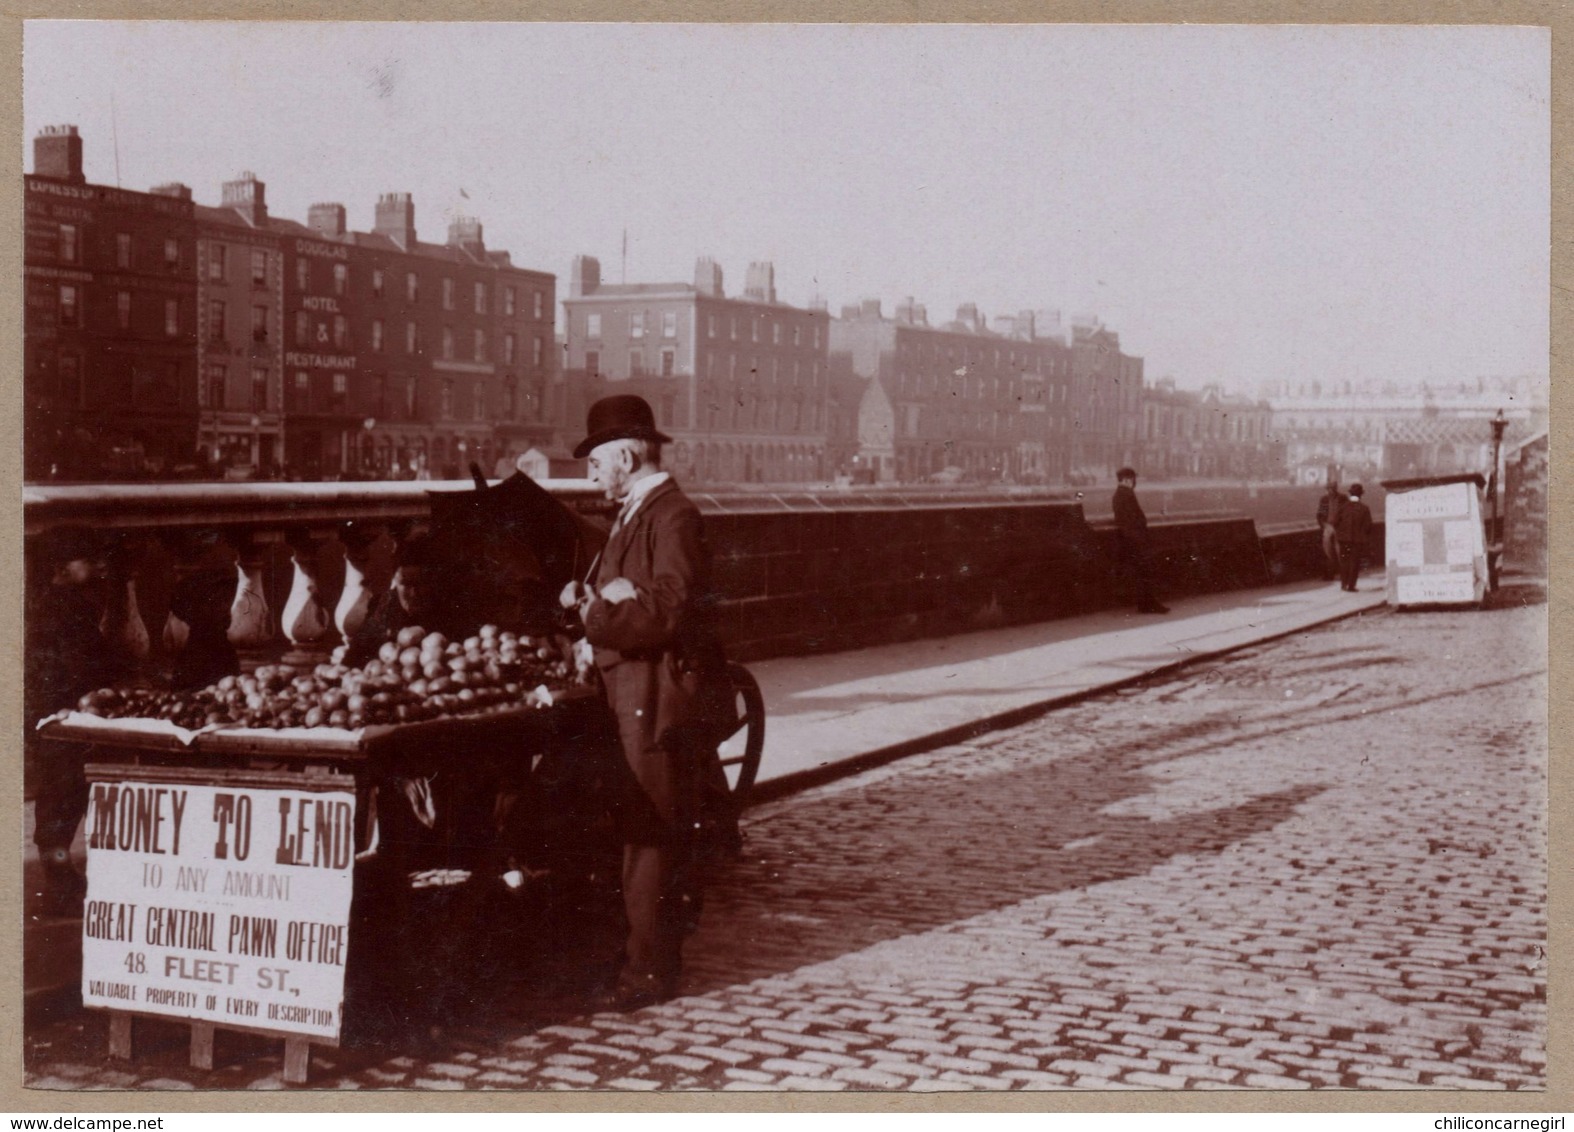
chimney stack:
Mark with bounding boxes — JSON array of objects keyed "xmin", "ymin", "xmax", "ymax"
[
  {"xmin": 308, "ymin": 203, "xmax": 347, "ymax": 239},
  {"xmin": 150, "ymin": 183, "xmax": 193, "ymax": 201},
  {"xmin": 33, "ymin": 125, "xmax": 84, "ymax": 184},
  {"xmin": 569, "ymin": 255, "xmax": 601, "ymax": 298},
  {"xmin": 447, "ymin": 215, "xmax": 485, "ymax": 256},
  {"xmin": 221, "ymin": 171, "xmax": 268, "ymax": 227},
  {"xmin": 860, "ymin": 298, "xmax": 882, "ymax": 320},
  {"xmin": 694, "ymin": 257, "xmax": 724, "ymax": 297},
  {"xmin": 957, "ymin": 303, "xmax": 981, "ymax": 332},
  {"xmin": 744, "ymin": 261, "xmax": 776, "ymax": 304},
  {"xmin": 374, "ymin": 192, "xmax": 416, "ymax": 249}
]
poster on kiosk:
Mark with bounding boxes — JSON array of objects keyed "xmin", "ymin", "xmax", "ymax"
[{"xmin": 1379, "ymin": 473, "xmax": 1489, "ymax": 609}]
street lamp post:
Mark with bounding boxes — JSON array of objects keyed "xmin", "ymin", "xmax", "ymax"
[{"xmin": 1488, "ymin": 409, "xmax": 1508, "ymax": 591}]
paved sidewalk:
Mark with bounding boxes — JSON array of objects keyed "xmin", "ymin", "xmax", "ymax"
[{"xmin": 745, "ymin": 576, "xmax": 1386, "ymax": 790}]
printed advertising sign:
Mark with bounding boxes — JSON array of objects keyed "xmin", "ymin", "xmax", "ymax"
[
  {"xmin": 80, "ymin": 766, "xmax": 356, "ymax": 1043},
  {"xmin": 1383, "ymin": 478, "xmax": 1487, "ymax": 608}
]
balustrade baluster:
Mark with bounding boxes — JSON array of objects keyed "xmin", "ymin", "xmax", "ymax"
[
  {"xmin": 281, "ymin": 529, "xmax": 342, "ymax": 665},
  {"xmin": 227, "ymin": 531, "xmax": 279, "ymax": 655},
  {"xmin": 335, "ymin": 523, "xmax": 397, "ymax": 642}
]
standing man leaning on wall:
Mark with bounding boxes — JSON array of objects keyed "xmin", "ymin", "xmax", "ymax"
[
  {"xmin": 1316, "ymin": 479, "xmax": 1344, "ymax": 582},
  {"xmin": 1113, "ymin": 467, "xmax": 1169, "ymax": 615}
]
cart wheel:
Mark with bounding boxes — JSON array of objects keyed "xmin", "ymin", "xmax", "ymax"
[{"xmin": 717, "ymin": 663, "xmax": 765, "ymax": 808}]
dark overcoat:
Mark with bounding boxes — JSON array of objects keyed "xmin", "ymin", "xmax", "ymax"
[{"xmin": 583, "ymin": 479, "xmax": 723, "ymax": 834}]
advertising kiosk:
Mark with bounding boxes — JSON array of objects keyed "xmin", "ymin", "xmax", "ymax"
[{"xmin": 1379, "ymin": 473, "xmax": 1490, "ymax": 609}]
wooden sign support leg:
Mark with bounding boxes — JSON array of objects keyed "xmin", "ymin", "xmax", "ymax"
[
  {"xmin": 108, "ymin": 1013, "xmax": 132, "ymax": 1060},
  {"xmin": 283, "ymin": 1038, "xmax": 311, "ymax": 1085},
  {"xmin": 190, "ymin": 1021, "xmax": 215, "ymax": 1071}
]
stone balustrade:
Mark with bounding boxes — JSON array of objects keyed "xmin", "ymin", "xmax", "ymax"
[{"xmin": 25, "ymin": 478, "xmax": 1371, "ymax": 687}]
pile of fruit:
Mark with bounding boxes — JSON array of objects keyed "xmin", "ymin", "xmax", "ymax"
[{"xmin": 73, "ymin": 625, "xmax": 587, "ymax": 731}]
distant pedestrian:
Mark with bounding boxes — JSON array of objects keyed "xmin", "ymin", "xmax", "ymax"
[
  {"xmin": 1334, "ymin": 483, "xmax": 1374, "ymax": 592},
  {"xmin": 1112, "ymin": 467, "xmax": 1168, "ymax": 614},
  {"xmin": 1316, "ymin": 480, "xmax": 1344, "ymax": 581}
]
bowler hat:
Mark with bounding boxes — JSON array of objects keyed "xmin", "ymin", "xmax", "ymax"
[
  {"xmin": 573, "ymin": 395, "xmax": 673, "ymax": 459},
  {"xmin": 1348, "ymin": 483, "xmax": 1365, "ymax": 497}
]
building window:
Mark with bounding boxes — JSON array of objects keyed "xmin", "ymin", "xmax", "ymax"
[
  {"xmin": 296, "ymin": 259, "xmax": 309, "ymax": 291},
  {"xmin": 252, "ymin": 305, "xmax": 268, "ymax": 342},
  {"xmin": 165, "ymin": 299, "xmax": 180, "ymax": 337},
  {"xmin": 333, "ymin": 315, "xmax": 348, "ymax": 348},
  {"xmin": 440, "ymin": 380, "xmax": 454, "ymax": 418},
  {"xmin": 474, "ymin": 282, "xmax": 487, "ymax": 314},
  {"xmin": 630, "ymin": 312, "xmax": 644, "ymax": 339},
  {"xmin": 116, "ymin": 233, "xmax": 132, "ymax": 270},
  {"xmin": 330, "ymin": 373, "xmax": 347, "ymax": 410},
  {"xmin": 59, "ymin": 354, "xmax": 82, "ymax": 405},
  {"xmin": 164, "ymin": 238, "xmax": 180, "ymax": 269},
  {"xmin": 474, "ymin": 329, "xmax": 487, "ymax": 362},
  {"xmin": 407, "ymin": 272, "xmax": 419, "ymax": 303},
  {"xmin": 773, "ymin": 323, "xmax": 782, "ymax": 345},
  {"xmin": 116, "ymin": 291, "xmax": 131, "ymax": 331},
  {"xmin": 751, "ymin": 319, "xmax": 760, "ymax": 343},
  {"xmin": 209, "ymin": 300, "xmax": 226, "ymax": 339},
  {"xmin": 586, "ymin": 313, "xmax": 602, "ymax": 339},
  {"xmin": 532, "ymin": 337, "xmax": 543, "ymax": 366},
  {"xmin": 504, "ymin": 333, "xmax": 516, "ymax": 365},
  {"xmin": 708, "ymin": 314, "xmax": 717, "ymax": 339},
  {"xmin": 442, "ymin": 278, "xmax": 455, "ymax": 310},
  {"xmin": 207, "ymin": 365, "xmax": 227, "ymax": 409},
  {"xmin": 663, "ymin": 311, "xmax": 677, "ymax": 339},
  {"xmin": 473, "ymin": 382, "xmax": 486, "ymax": 420},
  {"xmin": 793, "ymin": 324, "xmax": 802, "ymax": 347},
  {"xmin": 251, "ymin": 249, "xmax": 268, "ymax": 287},
  {"xmin": 584, "ymin": 350, "xmax": 600, "ymax": 376},
  {"xmin": 407, "ymin": 321, "xmax": 419, "ymax": 354},
  {"xmin": 661, "ymin": 349, "xmax": 675, "ymax": 377},
  {"xmin": 371, "ymin": 319, "xmax": 384, "ymax": 352},
  {"xmin": 404, "ymin": 378, "xmax": 417, "ymax": 418},
  {"xmin": 504, "ymin": 287, "xmax": 517, "ymax": 317},
  {"xmin": 814, "ymin": 325, "xmax": 821, "ymax": 349},
  {"xmin": 730, "ymin": 316, "xmax": 738, "ymax": 341},
  {"xmin": 533, "ymin": 291, "xmax": 544, "ymax": 319},
  {"xmin": 252, "ymin": 367, "xmax": 268, "ymax": 411},
  {"xmin": 442, "ymin": 327, "xmax": 455, "ymax": 361},
  {"xmin": 210, "ymin": 246, "xmax": 227, "ymax": 282},
  {"xmin": 371, "ymin": 268, "xmax": 385, "ymax": 298},
  {"xmin": 58, "ymin": 224, "xmax": 79, "ymax": 264},
  {"xmin": 333, "ymin": 263, "xmax": 348, "ymax": 296},
  {"xmin": 292, "ymin": 371, "xmax": 309, "ymax": 412},
  {"xmin": 502, "ymin": 380, "xmax": 516, "ymax": 419},
  {"xmin": 630, "ymin": 350, "xmax": 644, "ymax": 375},
  {"xmin": 295, "ymin": 311, "xmax": 310, "ymax": 345}
]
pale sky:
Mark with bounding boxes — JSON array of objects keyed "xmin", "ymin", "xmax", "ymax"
[{"xmin": 22, "ymin": 21, "xmax": 1550, "ymax": 394}]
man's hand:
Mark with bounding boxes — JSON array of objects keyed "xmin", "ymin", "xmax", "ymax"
[
  {"xmin": 559, "ymin": 580, "xmax": 589, "ymax": 610},
  {"xmin": 598, "ymin": 577, "xmax": 637, "ymax": 605}
]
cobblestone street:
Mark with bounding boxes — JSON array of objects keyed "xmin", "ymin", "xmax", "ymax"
[{"xmin": 24, "ymin": 590, "xmax": 1548, "ymax": 1092}]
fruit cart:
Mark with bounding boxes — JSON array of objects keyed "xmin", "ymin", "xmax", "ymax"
[{"xmin": 34, "ymin": 470, "xmax": 766, "ymax": 1081}]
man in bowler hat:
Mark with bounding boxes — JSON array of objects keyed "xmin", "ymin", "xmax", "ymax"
[
  {"xmin": 1334, "ymin": 483, "xmax": 1374, "ymax": 592},
  {"xmin": 561, "ymin": 394, "xmax": 729, "ymax": 1008}
]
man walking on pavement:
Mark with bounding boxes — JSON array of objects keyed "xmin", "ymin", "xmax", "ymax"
[
  {"xmin": 561, "ymin": 394, "xmax": 730, "ymax": 1010},
  {"xmin": 1334, "ymin": 482, "xmax": 1374, "ymax": 592},
  {"xmin": 1113, "ymin": 467, "xmax": 1169, "ymax": 614},
  {"xmin": 1316, "ymin": 479, "xmax": 1344, "ymax": 581}
]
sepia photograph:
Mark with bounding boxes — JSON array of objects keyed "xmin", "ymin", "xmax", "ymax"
[{"xmin": 16, "ymin": 19, "xmax": 1551, "ymax": 1098}]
